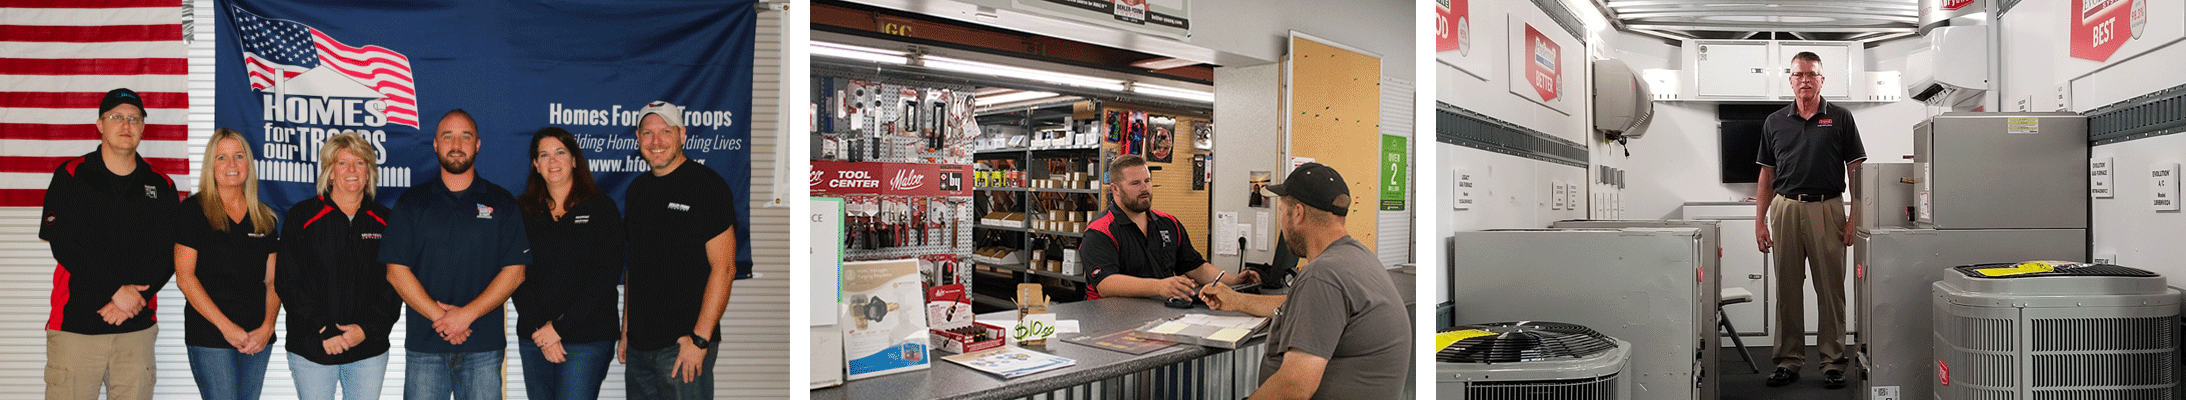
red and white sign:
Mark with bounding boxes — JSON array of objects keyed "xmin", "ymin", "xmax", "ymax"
[
  {"xmin": 1435, "ymin": 0, "xmax": 1469, "ymax": 54},
  {"xmin": 1938, "ymin": 359, "xmax": 1950, "ymax": 385},
  {"xmin": 1944, "ymin": 0, "xmax": 1976, "ymax": 11},
  {"xmin": 811, "ymin": 161, "xmax": 969, "ymax": 197},
  {"xmin": 1524, "ymin": 24, "xmax": 1562, "ymax": 102},
  {"xmin": 2072, "ymin": 0, "xmax": 2138, "ymax": 61}
]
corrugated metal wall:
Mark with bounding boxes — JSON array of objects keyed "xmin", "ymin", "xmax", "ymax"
[
  {"xmin": 1376, "ymin": 77, "xmax": 1414, "ymax": 267},
  {"xmin": 0, "ymin": 2, "xmax": 787, "ymax": 398}
]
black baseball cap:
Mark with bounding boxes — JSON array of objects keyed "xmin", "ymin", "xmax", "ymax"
[
  {"xmin": 99, "ymin": 88, "xmax": 145, "ymax": 117},
  {"xmin": 1260, "ymin": 162, "xmax": 1350, "ymax": 217}
]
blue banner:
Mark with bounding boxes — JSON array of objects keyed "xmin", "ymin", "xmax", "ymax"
[{"xmin": 216, "ymin": 0, "xmax": 758, "ymax": 277}]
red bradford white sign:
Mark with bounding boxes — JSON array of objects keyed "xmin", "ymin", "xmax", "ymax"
[
  {"xmin": 2071, "ymin": 0, "xmax": 2138, "ymax": 61},
  {"xmin": 1524, "ymin": 24, "xmax": 1561, "ymax": 102},
  {"xmin": 1435, "ymin": 0, "xmax": 1469, "ymax": 53}
]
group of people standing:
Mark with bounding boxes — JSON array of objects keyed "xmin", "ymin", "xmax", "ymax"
[{"xmin": 41, "ymin": 89, "xmax": 739, "ymax": 400}]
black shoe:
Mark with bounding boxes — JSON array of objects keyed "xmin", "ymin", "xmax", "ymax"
[
  {"xmin": 1765, "ymin": 367, "xmax": 1799, "ymax": 387},
  {"xmin": 1823, "ymin": 369, "xmax": 1847, "ymax": 389}
]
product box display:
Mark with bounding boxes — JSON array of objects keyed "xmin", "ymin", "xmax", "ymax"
[
  {"xmin": 926, "ymin": 284, "xmax": 1006, "ymax": 354},
  {"xmin": 841, "ymin": 259, "xmax": 930, "ymax": 380}
]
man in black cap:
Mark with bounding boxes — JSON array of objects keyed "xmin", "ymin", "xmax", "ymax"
[
  {"xmin": 40, "ymin": 88, "xmax": 181, "ymax": 400},
  {"xmin": 1199, "ymin": 162, "xmax": 1409, "ymax": 400},
  {"xmin": 1079, "ymin": 154, "xmax": 1256, "ymax": 300}
]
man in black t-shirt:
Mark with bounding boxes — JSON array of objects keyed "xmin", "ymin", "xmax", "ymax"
[
  {"xmin": 1755, "ymin": 51, "xmax": 1867, "ymax": 389},
  {"xmin": 620, "ymin": 101, "xmax": 738, "ymax": 400},
  {"xmin": 1080, "ymin": 155, "xmax": 1256, "ymax": 300}
]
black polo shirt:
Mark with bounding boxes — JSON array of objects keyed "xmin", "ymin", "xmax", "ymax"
[
  {"xmin": 515, "ymin": 196, "xmax": 625, "ymax": 344},
  {"xmin": 624, "ymin": 163, "xmax": 737, "ymax": 351},
  {"xmin": 1079, "ymin": 206, "xmax": 1205, "ymax": 299},
  {"xmin": 175, "ymin": 195, "xmax": 280, "ymax": 348},
  {"xmin": 39, "ymin": 148, "xmax": 179, "ymax": 335},
  {"xmin": 1758, "ymin": 100, "xmax": 1867, "ymax": 197},
  {"xmin": 277, "ymin": 195, "xmax": 400, "ymax": 365},
  {"xmin": 379, "ymin": 177, "xmax": 531, "ymax": 353}
]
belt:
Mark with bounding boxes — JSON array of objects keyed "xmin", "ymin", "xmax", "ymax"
[{"xmin": 1782, "ymin": 193, "xmax": 1839, "ymax": 202}]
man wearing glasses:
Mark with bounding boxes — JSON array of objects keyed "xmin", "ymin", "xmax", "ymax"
[
  {"xmin": 39, "ymin": 88, "xmax": 181, "ymax": 400},
  {"xmin": 1754, "ymin": 51, "xmax": 1866, "ymax": 389}
]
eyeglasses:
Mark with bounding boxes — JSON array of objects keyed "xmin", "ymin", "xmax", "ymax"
[
  {"xmin": 102, "ymin": 114, "xmax": 145, "ymax": 125},
  {"xmin": 1790, "ymin": 72, "xmax": 1823, "ymax": 80}
]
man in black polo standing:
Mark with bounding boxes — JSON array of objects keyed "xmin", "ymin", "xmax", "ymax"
[
  {"xmin": 1079, "ymin": 154, "xmax": 1255, "ymax": 301},
  {"xmin": 621, "ymin": 101, "xmax": 737, "ymax": 400},
  {"xmin": 1756, "ymin": 51, "xmax": 1866, "ymax": 389},
  {"xmin": 40, "ymin": 88, "xmax": 178, "ymax": 400}
]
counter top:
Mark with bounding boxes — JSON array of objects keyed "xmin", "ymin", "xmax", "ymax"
[{"xmin": 812, "ymin": 297, "xmax": 1263, "ymax": 400}]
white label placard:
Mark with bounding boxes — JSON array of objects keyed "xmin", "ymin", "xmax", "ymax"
[
  {"xmin": 2153, "ymin": 163, "xmax": 2179, "ymax": 211},
  {"xmin": 1454, "ymin": 167, "xmax": 1474, "ymax": 210},
  {"xmin": 2092, "ymin": 157, "xmax": 2114, "ymax": 198},
  {"xmin": 1550, "ymin": 180, "xmax": 1565, "ymax": 210}
]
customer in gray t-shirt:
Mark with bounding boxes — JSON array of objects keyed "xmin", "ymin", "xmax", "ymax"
[{"xmin": 1200, "ymin": 163, "xmax": 1411, "ymax": 399}]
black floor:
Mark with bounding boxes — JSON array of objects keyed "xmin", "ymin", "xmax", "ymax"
[{"xmin": 1718, "ymin": 345, "xmax": 1854, "ymax": 400}]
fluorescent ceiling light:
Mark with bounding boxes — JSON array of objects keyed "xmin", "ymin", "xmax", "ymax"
[
  {"xmin": 1130, "ymin": 57, "xmax": 1201, "ymax": 70},
  {"xmin": 814, "ymin": 40, "xmax": 1212, "ymax": 103},
  {"xmin": 812, "ymin": 42, "xmax": 906, "ymax": 64},
  {"xmin": 974, "ymin": 91, "xmax": 1062, "ymax": 106},
  {"xmin": 1135, "ymin": 83, "xmax": 1214, "ymax": 102}
]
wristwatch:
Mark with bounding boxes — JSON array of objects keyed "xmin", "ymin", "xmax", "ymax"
[{"xmin": 685, "ymin": 332, "xmax": 713, "ymax": 349}]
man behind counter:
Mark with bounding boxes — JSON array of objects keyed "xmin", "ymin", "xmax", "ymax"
[{"xmin": 1079, "ymin": 155, "xmax": 1256, "ymax": 300}]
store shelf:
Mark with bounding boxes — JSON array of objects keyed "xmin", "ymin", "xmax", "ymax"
[
  {"xmin": 1028, "ymin": 146, "xmax": 1101, "ymax": 153},
  {"xmin": 1031, "ymin": 229, "xmax": 1084, "ymax": 238},
  {"xmin": 974, "ymin": 186, "xmax": 1027, "ymax": 192},
  {"xmin": 974, "ymin": 148, "xmax": 1028, "ymax": 156},
  {"xmin": 969, "ymin": 293, "xmax": 1016, "ymax": 309},
  {"xmin": 1030, "ymin": 187, "xmax": 1101, "ymax": 194},
  {"xmin": 974, "ymin": 224, "xmax": 1028, "ymax": 232},
  {"xmin": 982, "ymin": 261, "xmax": 1086, "ymax": 283}
]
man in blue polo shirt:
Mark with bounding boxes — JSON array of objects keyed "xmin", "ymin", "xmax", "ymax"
[{"xmin": 383, "ymin": 109, "xmax": 530, "ymax": 399}]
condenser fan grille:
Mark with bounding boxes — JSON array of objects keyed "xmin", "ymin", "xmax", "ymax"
[
  {"xmin": 1954, "ymin": 262, "xmax": 2158, "ymax": 279},
  {"xmin": 1437, "ymin": 321, "xmax": 1618, "ymax": 363}
]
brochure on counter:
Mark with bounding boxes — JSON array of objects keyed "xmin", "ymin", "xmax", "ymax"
[
  {"xmin": 941, "ymin": 345, "xmax": 1077, "ymax": 379},
  {"xmin": 1128, "ymin": 313, "xmax": 1268, "ymax": 349}
]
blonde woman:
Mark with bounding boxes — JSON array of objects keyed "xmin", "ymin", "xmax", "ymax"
[
  {"xmin": 175, "ymin": 128, "xmax": 282, "ymax": 399},
  {"xmin": 275, "ymin": 132, "xmax": 398, "ymax": 400}
]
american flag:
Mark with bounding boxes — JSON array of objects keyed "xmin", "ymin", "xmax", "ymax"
[
  {"xmin": 0, "ymin": 0, "xmax": 191, "ymax": 207},
  {"xmin": 233, "ymin": 5, "xmax": 417, "ymax": 127}
]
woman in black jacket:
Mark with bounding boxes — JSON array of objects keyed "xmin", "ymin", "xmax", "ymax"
[
  {"xmin": 275, "ymin": 132, "xmax": 400, "ymax": 399},
  {"xmin": 514, "ymin": 127, "xmax": 626, "ymax": 400}
]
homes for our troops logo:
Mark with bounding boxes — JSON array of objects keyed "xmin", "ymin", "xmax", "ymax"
[{"xmin": 233, "ymin": 6, "xmax": 415, "ymax": 188}]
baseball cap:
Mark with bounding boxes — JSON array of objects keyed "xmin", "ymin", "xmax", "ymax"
[
  {"xmin": 99, "ymin": 88, "xmax": 145, "ymax": 117},
  {"xmin": 1260, "ymin": 162, "xmax": 1350, "ymax": 217},
  {"xmin": 636, "ymin": 101, "xmax": 683, "ymax": 128}
]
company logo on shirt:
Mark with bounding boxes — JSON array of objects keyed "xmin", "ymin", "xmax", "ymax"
[
  {"xmin": 360, "ymin": 233, "xmax": 381, "ymax": 240},
  {"xmin": 247, "ymin": 232, "xmax": 267, "ymax": 238},
  {"xmin": 42, "ymin": 212, "xmax": 55, "ymax": 226},
  {"xmin": 573, "ymin": 215, "xmax": 591, "ymax": 224},
  {"xmin": 668, "ymin": 202, "xmax": 690, "ymax": 212},
  {"xmin": 1160, "ymin": 230, "xmax": 1173, "ymax": 247},
  {"xmin": 144, "ymin": 185, "xmax": 157, "ymax": 199},
  {"xmin": 1818, "ymin": 118, "xmax": 1834, "ymax": 127},
  {"xmin": 476, "ymin": 204, "xmax": 494, "ymax": 219}
]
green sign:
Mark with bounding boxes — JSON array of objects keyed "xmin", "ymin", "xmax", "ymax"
[{"xmin": 1380, "ymin": 135, "xmax": 1407, "ymax": 211}]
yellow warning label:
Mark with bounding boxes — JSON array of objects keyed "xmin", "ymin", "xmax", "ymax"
[
  {"xmin": 1437, "ymin": 329, "xmax": 1496, "ymax": 350},
  {"xmin": 1977, "ymin": 261, "xmax": 2059, "ymax": 276},
  {"xmin": 2007, "ymin": 117, "xmax": 2039, "ymax": 134}
]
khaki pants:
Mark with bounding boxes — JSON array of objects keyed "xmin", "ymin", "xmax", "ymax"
[
  {"xmin": 46, "ymin": 326, "xmax": 157, "ymax": 400},
  {"xmin": 1768, "ymin": 195, "xmax": 1848, "ymax": 371}
]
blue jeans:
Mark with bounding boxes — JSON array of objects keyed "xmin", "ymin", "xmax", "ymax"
[
  {"xmin": 518, "ymin": 339, "xmax": 614, "ymax": 400},
  {"xmin": 624, "ymin": 344, "xmax": 716, "ymax": 400},
  {"xmin": 405, "ymin": 350, "xmax": 505, "ymax": 400},
  {"xmin": 187, "ymin": 345, "xmax": 271, "ymax": 400},
  {"xmin": 287, "ymin": 352, "xmax": 388, "ymax": 400}
]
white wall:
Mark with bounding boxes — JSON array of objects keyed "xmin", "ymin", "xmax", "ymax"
[
  {"xmin": 1601, "ymin": 31, "xmax": 1928, "ymax": 220},
  {"xmin": 1994, "ymin": 0, "xmax": 2186, "ymax": 282}
]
